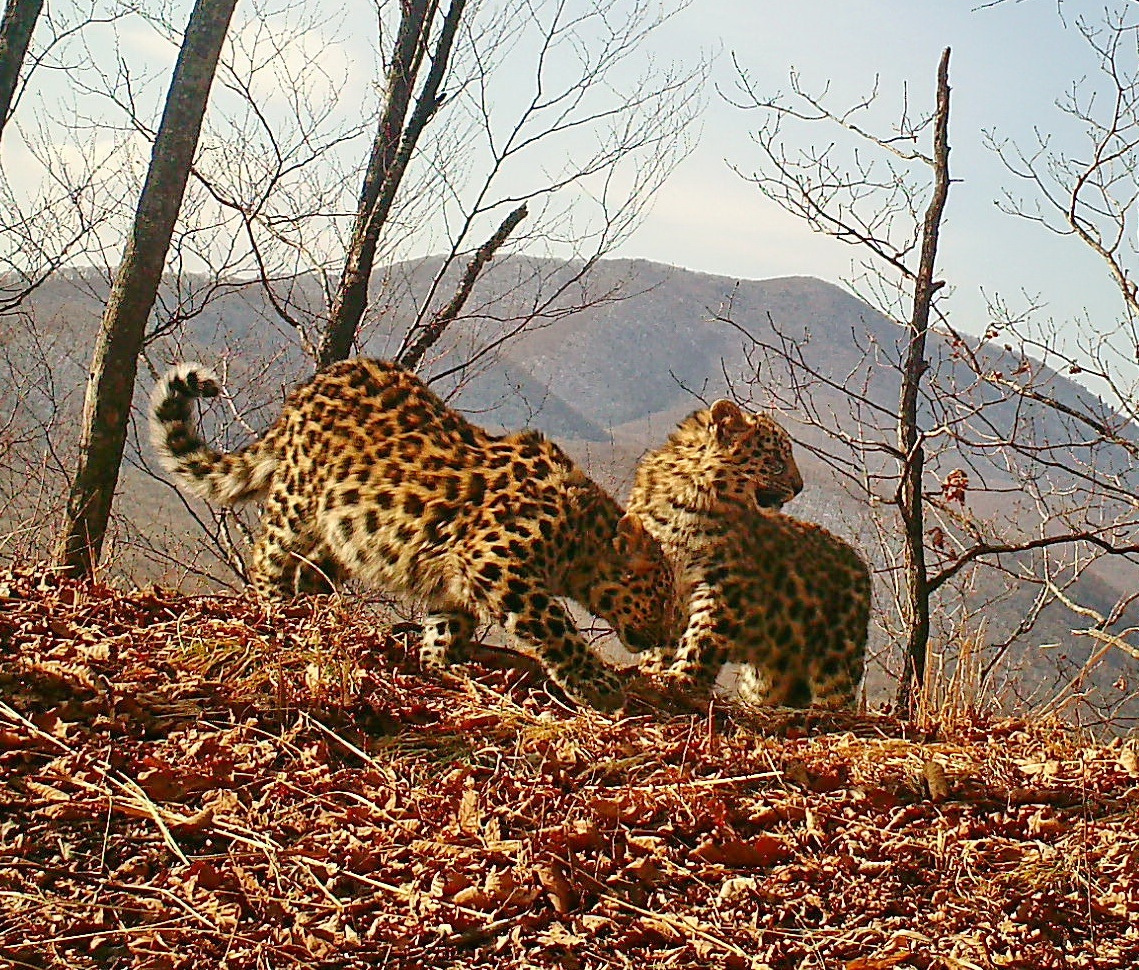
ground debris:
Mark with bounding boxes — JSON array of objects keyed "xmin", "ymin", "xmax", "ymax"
[{"xmin": 1, "ymin": 565, "xmax": 1137, "ymax": 969}]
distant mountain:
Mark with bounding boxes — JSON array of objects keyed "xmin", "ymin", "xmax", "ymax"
[
  {"xmin": 3, "ymin": 257, "xmax": 1136, "ymax": 721},
  {"xmin": 426, "ymin": 259, "xmax": 893, "ymax": 435},
  {"xmin": 11, "ymin": 257, "xmax": 1118, "ymax": 457}
]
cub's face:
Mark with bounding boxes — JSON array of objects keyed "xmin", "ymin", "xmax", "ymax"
[{"xmin": 708, "ymin": 399, "xmax": 803, "ymax": 511}]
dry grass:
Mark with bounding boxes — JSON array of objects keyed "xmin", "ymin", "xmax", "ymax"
[{"xmin": 1, "ymin": 565, "xmax": 1137, "ymax": 969}]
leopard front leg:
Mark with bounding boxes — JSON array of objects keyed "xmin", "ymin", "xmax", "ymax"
[
  {"xmin": 808, "ymin": 642, "xmax": 865, "ymax": 710},
  {"xmin": 499, "ymin": 589, "xmax": 627, "ymax": 712},
  {"xmin": 419, "ymin": 609, "xmax": 478, "ymax": 668},
  {"xmin": 637, "ymin": 646, "xmax": 676, "ymax": 676},
  {"xmin": 664, "ymin": 583, "xmax": 731, "ymax": 695}
]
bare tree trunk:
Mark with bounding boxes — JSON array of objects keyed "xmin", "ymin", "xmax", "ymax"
[
  {"xmin": 54, "ymin": 0, "xmax": 237, "ymax": 576},
  {"xmin": 319, "ymin": 0, "xmax": 465, "ymax": 368},
  {"xmin": 896, "ymin": 47, "xmax": 951, "ymax": 714},
  {"xmin": 0, "ymin": 0, "xmax": 42, "ymax": 138}
]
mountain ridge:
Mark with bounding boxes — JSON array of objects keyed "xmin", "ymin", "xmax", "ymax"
[{"xmin": 2, "ymin": 257, "xmax": 1136, "ymax": 718}]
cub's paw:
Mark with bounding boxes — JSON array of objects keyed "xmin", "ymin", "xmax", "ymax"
[
  {"xmin": 418, "ymin": 643, "xmax": 448, "ymax": 669},
  {"xmin": 418, "ymin": 615, "xmax": 473, "ymax": 668},
  {"xmin": 644, "ymin": 665, "xmax": 714, "ymax": 704},
  {"xmin": 417, "ymin": 641, "xmax": 470, "ymax": 669}
]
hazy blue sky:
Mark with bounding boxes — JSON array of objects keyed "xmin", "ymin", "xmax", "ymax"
[
  {"xmin": 6, "ymin": 0, "xmax": 1134, "ymax": 356},
  {"xmin": 619, "ymin": 1, "xmax": 1131, "ymax": 344}
]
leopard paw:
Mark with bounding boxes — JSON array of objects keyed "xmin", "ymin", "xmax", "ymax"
[
  {"xmin": 636, "ymin": 648, "xmax": 674, "ymax": 676},
  {"xmin": 561, "ymin": 666, "xmax": 628, "ymax": 713}
]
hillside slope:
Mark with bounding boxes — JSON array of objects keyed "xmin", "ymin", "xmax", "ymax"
[
  {"xmin": 1, "ymin": 567, "xmax": 1137, "ymax": 969},
  {"xmin": 3, "ymin": 259, "xmax": 1137, "ymax": 716}
]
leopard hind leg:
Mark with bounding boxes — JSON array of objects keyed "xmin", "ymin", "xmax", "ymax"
[
  {"xmin": 290, "ymin": 546, "xmax": 343, "ymax": 595},
  {"xmin": 248, "ymin": 491, "xmax": 326, "ymax": 599}
]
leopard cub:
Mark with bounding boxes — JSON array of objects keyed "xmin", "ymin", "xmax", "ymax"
[
  {"xmin": 150, "ymin": 357, "xmax": 677, "ymax": 711},
  {"xmin": 628, "ymin": 399, "xmax": 870, "ymax": 709}
]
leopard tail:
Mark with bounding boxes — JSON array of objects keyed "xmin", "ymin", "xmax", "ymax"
[{"xmin": 149, "ymin": 362, "xmax": 278, "ymax": 505}]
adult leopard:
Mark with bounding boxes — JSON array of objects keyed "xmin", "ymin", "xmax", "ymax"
[{"xmin": 150, "ymin": 358, "xmax": 677, "ymax": 711}]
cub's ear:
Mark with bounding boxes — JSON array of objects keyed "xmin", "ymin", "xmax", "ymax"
[
  {"xmin": 615, "ymin": 511, "xmax": 647, "ymax": 548},
  {"xmin": 710, "ymin": 398, "xmax": 746, "ymax": 441},
  {"xmin": 614, "ymin": 513, "xmax": 655, "ymax": 567}
]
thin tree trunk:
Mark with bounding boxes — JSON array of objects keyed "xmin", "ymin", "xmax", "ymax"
[
  {"xmin": 317, "ymin": 0, "xmax": 431, "ymax": 367},
  {"xmin": 0, "ymin": 0, "xmax": 43, "ymax": 138},
  {"xmin": 54, "ymin": 0, "xmax": 238, "ymax": 575},
  {"xmin": 896, "ymin": 47, "xmax": 951, "ymax": 714},
  {"xmin": 319, "ymin": 0, "xmax": 465, "ymax": 367}
]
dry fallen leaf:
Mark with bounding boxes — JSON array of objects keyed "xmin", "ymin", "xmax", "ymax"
[
  {"xmin": 458, "ymin": 783, "xmax": 480, "ymax": 836},
  {"xmin": 1119, "ymin": 743, "xmax": 1138, "ymax": 779},
  {"xmin": 169, "ymin": 805, "xmax": 214, "ymax": 837},
  {"xmin": 783, "ymin": 758, "xmax": 812, "ymax": 789},
  {"xmin": 534, "ymin": 858, "xmax": 578, "ymax": 914},
  {"xmin": 690, "ymin": 835, "xmax": 790, "ymax": 869},
  {"xmin": 845, "ymin": 947, "xmax": 915, "ymax": 969},
  {"xmin": 1, "ymin": 565, "xmax": 1135, "ymax": 969},
  {"xmin": 923, "ymin": 759, "xmax": 950, "ymax": 803}
]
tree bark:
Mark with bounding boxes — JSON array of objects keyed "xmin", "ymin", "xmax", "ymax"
[
  {"xmin": 0, "ymin": 0, "xmax": 42, "ymax": 138},
  {"xmin": 896, "ymin": 47, "xmax": 951, "ymax": 714},
  {"xmin": 54, "ymin": 0, "xmax": 238, "ymax": 575},
  {"xmin": 319, "ymin": 0, "xmax": 465, "ymax": 367}
]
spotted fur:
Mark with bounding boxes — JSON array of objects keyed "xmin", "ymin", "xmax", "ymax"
[
  {"xmin": 150, "ymin": 358, "xmax": 677, "ymax": 711},
  {"xmin": 628, "ymin": 399, "xmax": 869, "ymax": 709}
]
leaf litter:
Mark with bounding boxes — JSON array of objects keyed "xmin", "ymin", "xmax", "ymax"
[{"xmin": 0, "ymin": 566, "xmax": 1137, "ymax": 969}]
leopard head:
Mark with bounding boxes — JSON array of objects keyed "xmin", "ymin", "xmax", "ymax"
[
  {"xmin": 591, "ymin": 512, "xmax": 680, "ymax": 653},
  {"xmin": 707, "ymin": 399, "xmax": 803, "ymax": 511}
]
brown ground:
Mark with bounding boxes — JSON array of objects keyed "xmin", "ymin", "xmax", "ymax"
[{"xmin": 1, "ymin": 566, "xmax": 1136, "ymax": 969}]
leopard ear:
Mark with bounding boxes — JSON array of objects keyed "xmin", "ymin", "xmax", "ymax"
[
  {"xmin": 615, "ymin": 511, "xmax": 646, "ymax": 544},
  {"xmin": 614, "ymin": 512, "xmax": 651, "ymax": 562},
  {"xmin": 710, "ymin": 398, "xmax": 745, "ymax": 441}
]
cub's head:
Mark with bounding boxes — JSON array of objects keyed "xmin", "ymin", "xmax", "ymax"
[
  {"xmin": 701, "ymin": 399, "xmax": 803, "ymax": 511},
  {"xmin": 591, "ymin": 512, "xmax": 679, "ymax": 652}
]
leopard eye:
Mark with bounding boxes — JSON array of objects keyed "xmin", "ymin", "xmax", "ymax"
[{"xmin": 770, "ymin": 458, "xmax": 787, "ymax": 475}]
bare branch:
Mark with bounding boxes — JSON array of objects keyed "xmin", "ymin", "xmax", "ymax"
[{"xmin": 398, "ymin": 202, "xmax": 527, "ymax": 370}]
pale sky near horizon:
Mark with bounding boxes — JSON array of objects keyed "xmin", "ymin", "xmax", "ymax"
[
  {"xmin": 618, "ymin": 0, "xmax": 1133, "ymax": 352},
  {"xmin": 5, "ymin": 0, "xmax": 1135, "ymax": 366}
]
